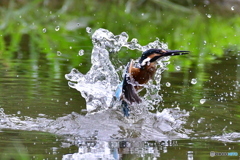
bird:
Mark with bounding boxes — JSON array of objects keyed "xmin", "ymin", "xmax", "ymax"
[{"xmin": 114, "ymin": 48, "xmax": 189, "ymax": 117}]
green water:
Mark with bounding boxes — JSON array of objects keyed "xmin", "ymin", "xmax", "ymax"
[{"xmin": 1, "ymin": 52, "xmax": 240, "ymax": 159}]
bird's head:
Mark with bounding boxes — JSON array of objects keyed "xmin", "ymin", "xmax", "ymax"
[{"xmin": 139, "ymin": 49, "xmax": 189, "ymax": 66}]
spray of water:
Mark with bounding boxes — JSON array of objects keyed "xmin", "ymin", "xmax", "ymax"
[
  {"xmin": 65, "ymin": 28, "xmax": 171, "ymax": 114},
  {"xmin": 0, "ymin": 28, "xmax": 190, "ymax": 141}
]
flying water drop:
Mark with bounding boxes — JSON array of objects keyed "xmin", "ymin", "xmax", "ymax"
[
  {"xmin": 57, "ymin": 51, "xmax": 62, "ymax": 56},
  {"xmin": 55, "ymin": 26, "xmax": 60, "ymax": 31},
  {"xmin": 42, "ymin": 28, "xmax": 47, "ymax": 33},
  {"xmin": 86, "ymin": 27, "xmax": 92, "ymax": 33},
  {"xmin": 206, "ymin": 14, "xmax": 212, "ymax": 18},
  {"xmin": 191, "ymin": 78, "xmax": 197, "ymax": 84},
  {"xmin": 203, "ymin": 40, "xmax": 207, "ymax": 45},
  {"xmin": 78, "ymin": 49, "xmax": 84, "ymax": 56},
  {"xmin": 175, "ymin": 66, "xmax": 181, "ymax": 71},
  {"xmin": 200, "ymin": 99, "xmax": 206, "ymax": 104},
  {"xmin": 166, "ymin": 82, "xmax": 171, "ymax": 87}
]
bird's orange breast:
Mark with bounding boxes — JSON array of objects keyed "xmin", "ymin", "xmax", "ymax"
[{"xmin": 130, "ymin": 62, "xmax": 157, "ymax": 90}]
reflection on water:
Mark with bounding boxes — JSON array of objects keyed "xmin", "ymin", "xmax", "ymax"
[
  {"xmin": 62, "ymin": 138, "xmax": 240, "ymax": 160},
  {"xmin": 63, "ymin": 139, "xmax": 166, "ymax": 159}
]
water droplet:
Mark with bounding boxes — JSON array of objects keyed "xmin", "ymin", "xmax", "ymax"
[
  {"xmin": 206, "ymin": 14, "xmax": 211, "ymax": 18},
  {"xmin": 78, "ymin": 49, "xmax": 84, "ymax": 56},
  {"xmin": 55, "ymin": 26, "xmax": 60, "ymax": 31},
  {"xmin": 38, "ymin": 113, "xmax": 46, "ymax": 117},
  {"xmin": 231, "ymin": 6, "xmax": 235, "ymax": 10},
  {"xmin": 166, "ymin": 82, "xmax": 171, "ymax": 87},
  {"xmin": 200, "ymin": 99, "xmax": 206, "ymax": 104},
  {"xmin": 65, "ymin": 101, "xmax": 68, "ymax": 105},
  {"xmin": 203, "ymin": 40, "xmax": 207, "ymax": 45},
  {"xmin": 57, "ymin": 51, "xmax": 62, "ymax": 56},
  {"xmin": 175, "ymin": 66, "xmax": 181, "ymax": 71},
  {"xmin": 42, "ymin": 28, "xmax": 47, "ymax": 33},
  {"xmin": 17, "ymin": 111, "xmax": 21, "ymax": 114},
  {"xmin": 191, "ymin": 78, "xmax": 197, "ymax": 84},
  {"xmin": 0, "ymin": 108, "xmax": 4, "ymax": 112},
  {"xmin": 86, "ymin": 27, "xmax": 92, "ymax": 33},
  {"xmin": 69, "ymin": 46, "xmax": 72, "ymax": 49},
  {"xmin": 198, "ymin": 117, "xmax": 205, "ymax": 123}
]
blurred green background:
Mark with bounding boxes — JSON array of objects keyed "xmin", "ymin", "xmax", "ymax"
[{"xmin": 1, "ymin": 0, "xmax": 240, "ymax": 72}]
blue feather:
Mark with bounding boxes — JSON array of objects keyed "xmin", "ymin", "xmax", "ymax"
[{"xmin": 115, "ymin": 81, "xmax": 123, "ymax": 101}]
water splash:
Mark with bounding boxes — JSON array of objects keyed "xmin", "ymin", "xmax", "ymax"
[
  {"xmin": 65, "ymin": 28, "xmax": 170, "ymax": 114},
  {"xmin": 65, "ymin": 28, "xmax": 171, "ymax": 114}
]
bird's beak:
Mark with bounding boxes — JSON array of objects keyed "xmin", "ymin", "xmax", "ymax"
[
  {"xmin": 162, "ymin": 50, "xmax": 189, "ymax": 56},
  {"xmin": 147, "ymin": 49, "xmax": 189, "ymax": 63}
]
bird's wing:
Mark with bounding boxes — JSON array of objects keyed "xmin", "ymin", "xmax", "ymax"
[{"xmin": 122, "ymin": 59, "xmax": 142, "ymax": 104}]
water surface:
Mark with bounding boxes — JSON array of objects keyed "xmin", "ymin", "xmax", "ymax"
[{"xmin": 0, "ymin": 29, "xmax": 240, "ymax": 159}]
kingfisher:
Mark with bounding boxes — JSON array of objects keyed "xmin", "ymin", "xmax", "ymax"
[{"xmin": 114, "ymin": 49, "xmax": 189, "ymax": 117}]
